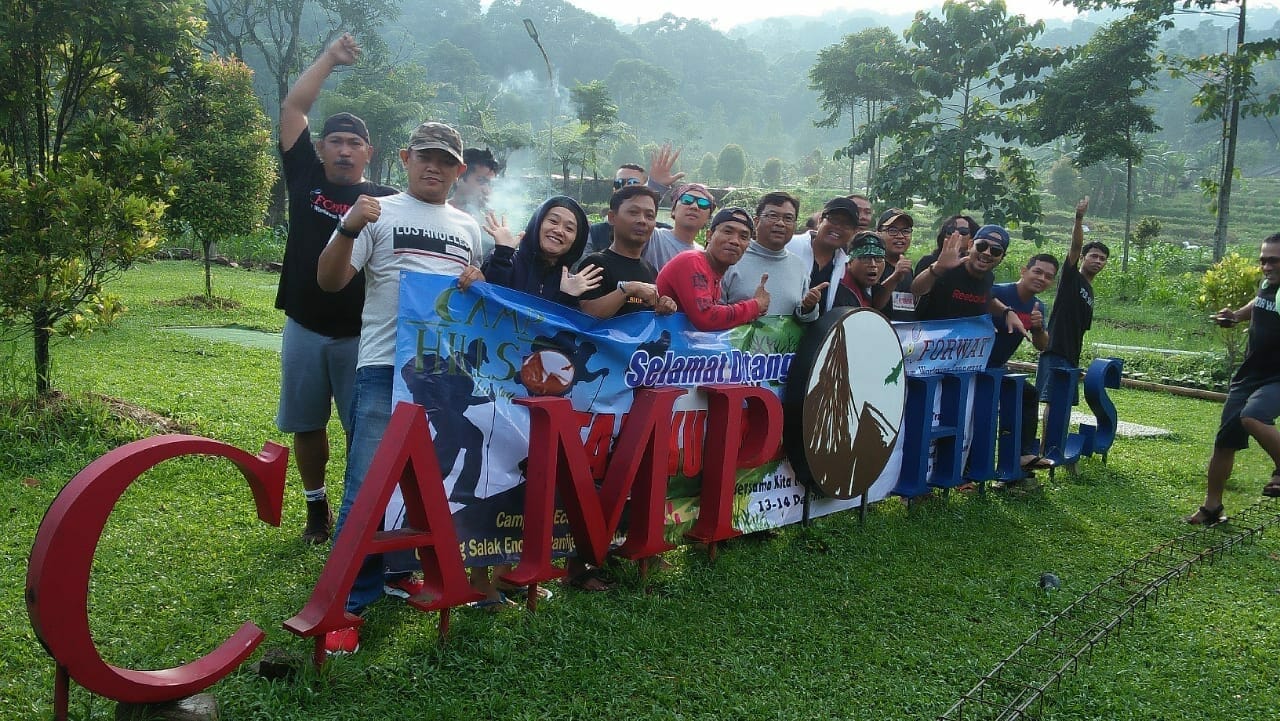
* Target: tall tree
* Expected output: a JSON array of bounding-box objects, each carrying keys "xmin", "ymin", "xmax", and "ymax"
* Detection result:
[
  {"xmin": 809, "ymin": 27, "xmax": 914, "ymax": 193},
  {"xmin": 1063, "ymin": 0, "xmax": 1280, "ymax": 260},
  {"xmin": 1027, "ymin": 13, "xmax": 1166, "ymax": 272},
  {"xmin": 845, "ymin": 0, "xmax": 1068, "ymax": 235},
  {"xmin": 0, "ymin": 0, "xmax": 197, "ymax": 395},
  {"xmin": 570, "ymin": 79, "xmax": 621, "ymax": 180},
  {"xmin": 202, "ymin": 0, "xmax": 399, "ymax": 108},
  {"xmin": 166, "ymin": 55, "xmax": 278, "ymax": 299}
]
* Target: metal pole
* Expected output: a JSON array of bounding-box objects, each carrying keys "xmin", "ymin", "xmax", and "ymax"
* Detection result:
[{"xmin": 523, "ymin": 19, "xmax": 554, "ymax": 190}]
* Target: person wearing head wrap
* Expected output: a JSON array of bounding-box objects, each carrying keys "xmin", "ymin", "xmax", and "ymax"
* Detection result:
[{"xmin": 478, "ymin": 196, "xmax": 601, "ymax": 305}]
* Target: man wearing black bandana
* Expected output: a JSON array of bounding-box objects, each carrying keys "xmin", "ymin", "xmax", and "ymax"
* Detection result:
[{"xmin": 276, "ymin": 33, "xmax": 396, "ymax": 544}]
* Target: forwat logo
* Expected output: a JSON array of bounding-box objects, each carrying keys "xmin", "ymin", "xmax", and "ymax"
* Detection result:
[{"xmin": 784, "ymin": 308, "xmax": 906, "ymax": 500}]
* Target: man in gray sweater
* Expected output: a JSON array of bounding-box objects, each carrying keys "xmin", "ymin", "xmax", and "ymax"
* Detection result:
[{"xmin": 722, "ymin": 191, "xmax": 826, "ymax": 321}]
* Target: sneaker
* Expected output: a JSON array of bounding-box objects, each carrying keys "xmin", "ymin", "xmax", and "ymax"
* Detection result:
[
  {"xmin": 383, "ymin": 575, "xmax": 425, "ymax": 599},
  {"xmin": 324, "ymin": 627, "xmax": 359, "ymax": 655}
]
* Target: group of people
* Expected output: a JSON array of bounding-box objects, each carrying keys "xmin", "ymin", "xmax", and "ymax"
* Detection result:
[{"xmin": 273, "ymin": 34, "xmax": 1280, "ymax": 655}]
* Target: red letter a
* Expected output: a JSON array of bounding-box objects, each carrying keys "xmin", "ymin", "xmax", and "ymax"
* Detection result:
[
  {"xmin": 501, "ymin": 388, "xmax": 685, "ymax": 588},
  {"xmin": 284, "ymin": 402, "xmax": 480, "ymax": 638},
  {"xmin": 686, "ymin": 384, "xmax": 783, "ymax": 545}
]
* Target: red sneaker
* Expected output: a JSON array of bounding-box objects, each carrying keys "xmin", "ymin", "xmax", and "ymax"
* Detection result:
[
  {"xmin": 324, "ymin": 627, "xmax": 359, "ymax": 655},
  {"xmin": 383, "ymin": 575, "xmax": 425, "ymax": 599}
]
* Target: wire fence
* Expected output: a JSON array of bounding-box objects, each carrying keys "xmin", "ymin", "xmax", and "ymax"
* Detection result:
[{"xmin": 937, "ymin": 498, "xmax": 1280, "ymax": 721}]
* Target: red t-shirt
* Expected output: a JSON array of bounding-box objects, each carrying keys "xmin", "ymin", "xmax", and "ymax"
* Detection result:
[{"xmin": 656, "ymin": 250, "xmax": 761, "ymax": 331}]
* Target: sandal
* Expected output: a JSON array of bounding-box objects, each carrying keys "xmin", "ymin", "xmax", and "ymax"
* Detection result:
[
  {"xmin": 496, "ymin": 584, "xmax": 554, "ymax": 602},
  {"xmin": 1262, "ymin": 471, "xmax": 1280, "ymax": 497},
  {"xmin": 1185, "ymin": 504, "xmax": 1226, "ymax": 525},
  {"xmin": 566, "ymin": 567, "xmax": 615, "ymax": 592},
  {"xmin": 466, "ymin": 592, "xmax": 516, "ymax": 612},
  {"xmin": 1021, "ymin": 454, "xmax": 1055, "ymax": 470}
]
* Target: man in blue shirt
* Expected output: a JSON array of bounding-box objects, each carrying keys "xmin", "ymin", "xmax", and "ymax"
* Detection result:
[{"xmin": 988, "ymin": 254, "xmax": 1059, "ymax": 470}]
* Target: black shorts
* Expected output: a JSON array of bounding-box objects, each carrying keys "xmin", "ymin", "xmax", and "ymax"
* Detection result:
[{"xmin": 1215, "ymin": 380, "xmax": 1280, "ymax": 450}]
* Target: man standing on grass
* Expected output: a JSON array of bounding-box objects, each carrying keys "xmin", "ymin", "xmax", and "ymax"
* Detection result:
[
  {"xmin": 987, "ymin": 254, "xmax": 1058, "ymax": 471},
  {"xmin": 877, "ymin": 208, "xmax": 918, "ymax": 321},
  {"xmin": 449, "ymin": 148, "xmax": 499, "ymax": 258},
  {"xmin": 276, "ymin": 33, "xmax": 396, "ymax": 545},
  {"xmin": 578, "ymin": 184, "xmax": 677, "ymax": 320},
  {"xmin": 1037, "ymin": 197, "xmax": 1108, "ymax": 452},
  {"xmin": 1187, "ymin": 233, "xmax": 1280, "ymax": 524},
  {"xmin": 316, "ymin": 120, "xmax": 483, "ymax": 654}
]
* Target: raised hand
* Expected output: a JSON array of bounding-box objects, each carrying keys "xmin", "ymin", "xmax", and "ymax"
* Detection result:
[
  {"xmin": 936, "ymin": 233, "xmax": 966, "ymax": 271},
  {"xmin": 325, "ymin": 33, "xmax": 361, "ymax": 67},
  {"xmin": 559, "ymin": 264, "xmax": 603, "ymax": 297},
  {"xmin": 888, "ymin": 255, "xmax": 913, "ymax": 281},
  {"xmin": 801, "ymin": 282, "xmax": 829, "ymax": 313},
  {"xmin": 482, "ymin": 211, "xmax": 521, "ymax": 248},
  {"xmin": 753, "ymin": 273, "xmax": 771, "ymax": 315},
  {"xmin": 1076, "ymin": 196, "xmax": 1090, "ymax": 218},
  {"xmin": 1029, "ymin": 307, "xmax": 1044, "ymax": 331},
  {"xmin": 648, "ymin": 143, "xmax": 685, "ymax": 187}
]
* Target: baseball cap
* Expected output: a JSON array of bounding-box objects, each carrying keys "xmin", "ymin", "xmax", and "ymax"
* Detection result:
[
  {"xmin": 709, "ymin": 207, "xmax": 755, "ymax": 236},
  {"xmin": 877, "ymin": 208, "xmax": 914, "ymax": 229},
  {"xmin": 974, "ymin": 224, "xmax": 1011, "ymax": 250},
  {"xmin": 822, "ymin": 197, "xmax": 860, "ymax": 219},
  {"xmin": 848, "ymin": 231, "xmax": 887, "ymax": 258},
  {"xmin": 321, "ymin": 112, "xmax": 369, "ymax": 143},
  {"xmin": 406, "ymin": 122, "xmax": 464, "ymax": 164}
]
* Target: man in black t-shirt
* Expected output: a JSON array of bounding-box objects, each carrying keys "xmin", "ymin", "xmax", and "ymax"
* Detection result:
[
  {"xmin": 578, "ymin": 184, "xmax": 677, "ymax": 318},
  {"xmin": 913, "ymin": 223, "xmax": 1026, "ymax": 331},
  {"xmin": 1036, "ymin": 198, "xmax": 1108, "ymax": 446},
  {"xmin": 276, "ymin": 33, "xmax": 397, "ymax": 544},
  {"xmin": 1187, "ymin": 234, "xmax": 1280, "ymax": 524}
]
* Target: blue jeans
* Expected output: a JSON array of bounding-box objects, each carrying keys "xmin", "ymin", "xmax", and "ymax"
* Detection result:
[{"xmin": 333, "ymin": 364, "xmax": 396, "ymax": 615}]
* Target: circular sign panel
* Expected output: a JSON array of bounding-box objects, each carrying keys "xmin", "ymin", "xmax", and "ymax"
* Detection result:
[{"xmin": 783, "ymin": 308, "xmax": 906, "ymax": 499}]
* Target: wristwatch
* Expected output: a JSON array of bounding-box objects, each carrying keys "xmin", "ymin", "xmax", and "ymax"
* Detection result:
[
  {"xmin": 336, "ymin": 224, "xmax": 358, "ymax": 239},
  {"xmin": 617, "ymin": 281, "xmax": 628, "ymax": 296}
]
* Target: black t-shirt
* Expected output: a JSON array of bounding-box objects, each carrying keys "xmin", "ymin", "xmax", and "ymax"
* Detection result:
[
  {"xmin": 916, "ymin": 264, "xmax": 994, "ymax": 320},
  {"xmin": 878, "ymin": 260, "xmax": 917, "ymax": 321},
  {"xmin": 1237, "ymin": 281, "xmax": 1280, "ymax": 385},
  {"xmin": 275, "ymin": 127, "xmax": 396, "ymax": 338},
  {"xmin": 1044, "ymin": 260, "xmax": 1094, "ymax": 366},
  {"xmin": 577, "ymin": 248, "xmax": 659, "ymax": 316}
]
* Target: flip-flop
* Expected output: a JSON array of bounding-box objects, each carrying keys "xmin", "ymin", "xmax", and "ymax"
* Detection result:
[
  {"xmin": 1262, "ymin": 472, "xmax": 1280, "ymax": 498},
  {"xmin": 1021, "ymin": 454, "xmax": 1055, "ymax": 470}
]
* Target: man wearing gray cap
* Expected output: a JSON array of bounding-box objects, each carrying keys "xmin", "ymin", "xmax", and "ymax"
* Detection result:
[
  {"xmin": 316, "ymin": 119, "xmax": 483, "ymax": 655},
  {"xmin": 277, "ymin": 33, "xmax": 397, "ymax": 545}
]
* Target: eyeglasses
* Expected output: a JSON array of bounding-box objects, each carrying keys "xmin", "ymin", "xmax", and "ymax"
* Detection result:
[
  {"xmin": 884, "ymin": 227, "xmax": 912, "ymax": 237},
  {"xmin": 944, "ymin": 225, "xmax": 972, "ymax": 236},
  {"xmin": 613, "ymin": 177, "xmax": 643, "ymax": 190},
  {"xmin": 974, "ymin": 239, "xmax": 1005, "ymax": 257},
  {"xmin": 678, "ymin": 193, "xmax": 713, "ymax": 210},
  {"xmin": 759, "ymin": 211, "xmax": 796, "ymax": 224}
]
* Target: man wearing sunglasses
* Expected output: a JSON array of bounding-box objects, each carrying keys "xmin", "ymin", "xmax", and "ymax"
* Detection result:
[
  {"xmin": 1187, "ymin": 233, "xmax": 1280, "ymax": 524},
  {"xmin": 1037, "ymin": 197, "xmax": 1108, "ymax": 451},
  {"xmin": 643, "ymin": 182, "xmax": 717, "ymax": 270},
  {"xmin": 588, "ymin": 145, "xmax": 685, "ymax": 251},
  {"xmin": 912, "ymin": 224, "xmax": 1026, "ymax": 338}
]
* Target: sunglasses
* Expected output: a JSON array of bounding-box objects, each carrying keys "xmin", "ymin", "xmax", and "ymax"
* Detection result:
[
  {"xmin": 974, "ymin": 239, "xmax": 1005, "ymax": 257},
  {"xmin": 678, "ymin": 193, "xmax": 713, "ymax": 210},
  {"xmin": 613, "ymin": 177, "xmax": 643, "ymax": 190},
  {"xmin": 945, "ymin": 225, "xmax": 972, "ymax": 236}
]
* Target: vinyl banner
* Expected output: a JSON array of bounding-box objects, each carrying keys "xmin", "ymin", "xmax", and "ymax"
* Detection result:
[{"xmin": 388, "ymin": 272, "xmax": 988, "ymax": 566}]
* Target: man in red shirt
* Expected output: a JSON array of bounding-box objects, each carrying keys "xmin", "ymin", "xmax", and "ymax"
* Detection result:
[{"xmin": 656, "ymin": 207, "xmax": 770, "ymax": 331}]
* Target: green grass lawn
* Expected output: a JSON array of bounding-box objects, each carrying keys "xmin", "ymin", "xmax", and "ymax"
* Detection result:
[{"xmin": 2, "ymin": 261, "xmax": 1278, "ymax": 720}]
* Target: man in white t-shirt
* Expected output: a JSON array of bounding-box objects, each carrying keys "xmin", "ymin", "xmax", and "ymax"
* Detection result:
[{"xmin": 316, "ymin": 120, "xmax": 483, "ymax": 655}]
